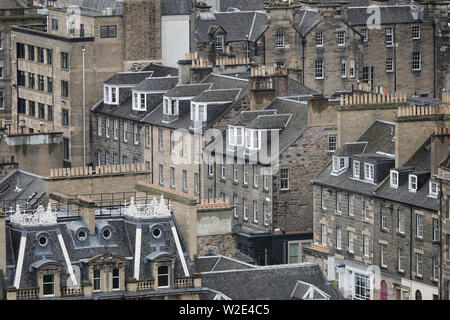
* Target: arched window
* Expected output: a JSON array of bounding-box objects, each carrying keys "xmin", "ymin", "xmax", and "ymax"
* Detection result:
[
  {"xmin": 415, "ymin": 290, "xmax": 422, "ymax": 300},
  {"xmin": 157, "ymin": 265, "xmax": 169, "ymax": 288}
]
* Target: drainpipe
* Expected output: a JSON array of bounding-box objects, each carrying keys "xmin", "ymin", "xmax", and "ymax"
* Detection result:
[
  {"xmin": 410, "ymin": 206, "xmax": 413, "ymax": 283},
  {"xmin": 301, "ymin": 36, "xmax": 306, "ymax": 85},
  {"xmin": 433, "ymin": 21, "xmax": 436, "ymax": 98},
  {"xmin": 81, "ymin": 46, "xmax": 86, "ymax": 166},
  {"xmin": 151, "ymin": 125, "xmax": 154, "ymax": 184},
  {"xmin": 393, "ymin": 26, "xmax": 397, "ymax": 93}
]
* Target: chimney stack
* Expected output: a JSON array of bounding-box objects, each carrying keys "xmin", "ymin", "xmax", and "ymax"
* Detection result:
[
  {"xmin": 76, "ymin": 196, "xmax": 96, "ymax": 235},
  {"xmin": 431, "ymin": 124, "xmax": 450, "ymax": 174}
]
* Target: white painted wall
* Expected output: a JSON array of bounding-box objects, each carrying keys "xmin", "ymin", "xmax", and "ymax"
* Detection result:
[
  {"xmin": 162, "ymin": 15, "xmax": 191, "ymax": 68},
  {"xmin": 401, "ymin": 278, "xmax": 438, "ymax": 300}
]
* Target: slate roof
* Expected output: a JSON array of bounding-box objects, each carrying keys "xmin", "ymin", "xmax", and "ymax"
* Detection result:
[
  {"xmin": 335, "ymin": 142, "xmax": 367, "ymax": 156},
  {"xmin": 347, "ymin": 5, "xmax": 425, "ymax": 26},
  {"xmin": 0, "ymin": 170, "xmax": 46, "ymax": 210},
  {"xmin": 441, "ymin": 152, "xmax": 450, "ymax": 170},
  {"xmin": 191, "ymin": 89, "xmax": 241, "ymax": 103},
  {"xmin": 141, "ymin": 63, "xmax": 179, "ymax": 77},
  {"xmin": 104, "ymin": 72, "xmax": 153, "ymax": 86},
  {"xmin": 197, "ymin": 254, "xmax": 255, "ymax": 273},
  {"xmin": 376, "ymin": 138, "xmax": 437, "ymax": 211},
  {"xmin": 66, "ymin": 0, "xmax": 124, "ymax": 16},
  {"xmin": 165, "ymin": 84, "xmax": 213, "ymax": 98},
  {"xmin": 195, "ymin": 11, "xmax": 267, "ymax": 43},
  {"xmin": 246, "ymin": 114, "xmax": 291, "ymax": 129},
  {"xmin": 200, "ymin": 258, "xmax": 340, "ymax": 300},
  {"xmin": 133, "ymin": 76, "xmax": 179, "ymax": 92},
  {"xmin": 219, "ymin": 0, "xmax": 265, "ymax": 12},
  {"xmin": 161, "ymin": 0, "xmax": 192, "ymax": 15},
  {"xmin": 292, "ymin": 9, "xmax": 321, "ymax": 36},
  {"xmin": 287, "ymin": 78, "xmax": 320, "ymax": 96},
  {"xmin": 0, "ymin": 0, "xmax": 26, "ymax": 9},
  {"xmin": 4, "ymin": 208, "xmax": 195, "ymax": 291}
]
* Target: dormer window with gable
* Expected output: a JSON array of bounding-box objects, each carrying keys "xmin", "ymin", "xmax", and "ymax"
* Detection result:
[
  {"xmin": 409, "ymin": 174, "xmax": 418, "ymax": 192},
  {"xmin": 429, "ymin": 181, "xmax": 438, "ymax": 198},
  {"xmin": 332, "ymin": 156, "xmax": 348, "ymax": 175},
  {"xmin": 132, "ymin": 92, "xmax": 146, "ymax": 111},
  {"xmin": 215, "ymin": 35, "xmax": 224, "ymax": 50},
  {"xmin": 104, "ymin": 86, "xmax": 118, "ymax": 105},
  {"xmin": 390, "ymin": 170, "xmax": 399, "ymax": 188},
  {"xmin": 228, "ymin": 125, "xmax": 244, "ymax": 147}
]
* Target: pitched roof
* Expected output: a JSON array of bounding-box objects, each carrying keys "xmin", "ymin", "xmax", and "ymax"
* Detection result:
[
  {"xmin": 66, "ymin": 0, "xmax": 124, "ymax": 16},
  {"xmin": 104, "ymin": 72, "xmax": 153, "ymax": 86},
  {"xmin": 219, "ymin": 0, "xmax": 265, "ymax": 12},
  {"xmin": 292, "ymin": 9, "xmax": 321, "ymax": 36},
  {"xmin": 133, "ymin": 76, "xmax": 179, "ymax": 92},
  {"xmin": 192, "ymin": 89, "xmax": 241, "ymax": 103},
  {"xmin": 347, "ymin": 5, "xmax": 424, "ymax": 26},
  {"xmin": 141, "ymin": 63, "xmax": 179, "ymax": 77},
  {"xmin": 195, "ymin": 11, "xmax": 267, "ymax": 43},
  {"xmin": 165, "ymin": 84, "xmax": 213, "ymax": 98},
  {"xmin": 0, "ymin": 170, "xmax": 45, "ymax": 210}
]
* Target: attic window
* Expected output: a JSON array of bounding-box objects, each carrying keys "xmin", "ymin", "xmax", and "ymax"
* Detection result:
[
  {"xmin": 102, "ymin": 228, "xmax": 112, "ymax": 240},
  {"xmin": 133, "ymin": 92, "xmax": 146, "ymax": 111},
  {"xmin": 245, "ymin": 129, "xmax": 260, "ymax": 150},
  {"xmin": 228, "ymin": 125, "xmax": 243, "ymax": 147},
  {"xmin": 408, "ymin": 174, "xmax": 417, "ymax": 192},
  {"xmin": 390, "ymin": 170, "xmax": 398, "ymax": 188},
  {"xmin": 429, "ymin": 181, "xmax": 438, "ymax": 198},
  {"xmin": 332, "ymin": 156, "xmax": 348, "ymax": 174},
  {"xmin": 77, "ymin": 230, "xmax": 87, "ymax": 241},
  {"xmin": 152, "ymin": 227, "xmax": 162, "ymax": 239},
  {"xmin": 215, "ymin": 35, "xmax": 224, "ymax": 49},
  {"xmin": 364, "ymin": 163, "xmax": 374, "ymax": 182},
  {"xmin": 163, "ymin": 97, "xmax": 178, "ymax": 116},
  {"xmin": 104, "ymin": 86, "xmax": 118, "ymax": 105}
]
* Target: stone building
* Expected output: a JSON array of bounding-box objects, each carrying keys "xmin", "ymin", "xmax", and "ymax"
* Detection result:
[
  {"xmin": 10, "ymin": 0, "xmax": 165, "ymax": 167},
  {"xmin": 0, "ymin": 0, "xmax": 45, "ymax": 128},
  {"xmin": 311, "ymin": 101, "xmax": 450, "ymax": 300}
]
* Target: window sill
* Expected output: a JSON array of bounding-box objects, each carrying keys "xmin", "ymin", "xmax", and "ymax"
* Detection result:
[
  {"xmin": 380, "ymin": 265, "xmax": 388, "ymax": 271},
  {"xmin": 414, "ymin": 275, "xmax": 423, "ymax": 281},
  {"xmin": 397, "ymin": 270, "xmax": 405, "ymax": 275},
  {"xmin": 242, "ymin": 184, "xmax": 249, "ymax": 188},
  {"xmin": 396, "ymin": 232, "xmax": 406, "ymax": 238},
  {"xmin": 280, "ymin": 188, "xmax": 290, "ymax": 192},
  {"xmin": 381, "ymin": 228, "xmax": 389, "ymax": 233},
  {"xmin": 335, "ymin": 211, "xmax": 342, "ymax": 215},
  {"xmin": 232, "ymin": 181, "xmax": 239, "ymax": 185},
  {"xmin": 415, "ymin": 237, "xmax": 424, "ymax": 242}
]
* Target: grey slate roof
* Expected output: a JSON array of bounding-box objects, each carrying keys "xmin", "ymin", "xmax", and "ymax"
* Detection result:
[
  {"xmin": 66, "ymin": 0, "xmax": 124, "ymax": 16},
  {"xmin": 194, "ymin": 11, "xmax": 267, "ymax": 43},
  {"xmin": 191, "ymin": 89, "xmax": 241, "ymax": 103},
  {"xmin": 246, "ymin": 114, "xmax": 291, "ymax": 129},
  {"xmin": 133, "ymin": 76, "xmax": 179, "ymax": 92},
  {"xmin": 219, "ymin": 0, "xmax": 265, "ymax": 12},
  {"xmin": 200, "ymin": 257, "xmax": 339, "ymax": 300},
  {"xmin": 161, "ymin": 0, "xmax": 192, "ymax": 15},
  {"xmin": 0, "ymin": 170, "xmax": 46, "ymax": 210},
  {"xmin": 104, "ymin": 72, "xmax": 153, "ymax": 86},
  {"xmin": 165, "ymin": 84, "xmax": 213, "ymax": 98},
  {"xmin": 347, "ymin": 5, "xmax": 425, "ymax": 26},
  {"xmin": 287, "ymin": 78, "xmax": 320, "ymax": 96},
  {"xmin": 141, "ymin": 63, "xmax": 179, "ymax": 77},
  {"xmin": 293, "ymin": 9, "xmax": 321, "ymax": 36}
]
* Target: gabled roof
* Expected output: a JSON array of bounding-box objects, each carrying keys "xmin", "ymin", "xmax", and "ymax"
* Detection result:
[
  {"xmin": 293, "ymin": 9, "xmax": 321, "ymax": 36},
  {"xmin": 195, "ymin": 11, "xmax": 267, "ymax": 43}
]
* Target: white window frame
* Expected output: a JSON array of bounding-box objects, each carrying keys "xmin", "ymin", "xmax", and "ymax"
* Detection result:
[
  {"xmin": 328, "ymin": 134, "xmax": 337, "ymax": 152},
  {"xmin": 412, "ymin": 25, "xmax": 420, "ymax": 39},
  {"xmin": 409, "ymin": 174, "xmax": 417, "ymax": 192},
  {"xmin": 386, "ymin": 57, "xmax": 394, "ymax": 73},
  {"xmin": 433, "ymin": 257, "xmax": 439, "ymax": 280},
  {"xmin": 390, "ymin": 170, "xmax": 398, "ymax": 188},
  {"xmin": 381, "ymin": 209, "xmax": 388, "ymax": 230},
  {"xmin": 159, "ymin": 164, "xmax": 164, "ymax": 185},
  {"xmin": 263, "ymin": 202, "xmax": 270, "ymax": 226},
  {"xmin": 349, "ymin": 59, "xmax": 356, "ymax": 78},
  {"xmin": 315, "ymin": 32, "xmax": 323, "ymax": 47},
  {"xmin": 341, "ymin": 58, "xmax": 346, "ymax": 78},
  {"xmin": 416, "ymin": 214, "xmax": 423, "ymax": 238},
  {"xmin": 42, "ymin": 273, "xmax": 55, "ymax": 297},
  {"xmin": 398, "ymin": 247, "xmax": 404, "ymax": 272},
  {"xmin": 145, "ymin": 126, "xmax": 150, "ymax": 147},
  {"xmin": 233, "ymin": 163, "xmax": 238, "ymax": 182},
  {"xmin": 93, "ymin": 269, "xmax": 101, "ymax": 292},
  {"xmin": 315, "ymin": 59, "xmax": 324, "ymax": 79},
  {"xmin": 276, "ymin": 33, "xmax": 285, "ymax": 48},
  {"xmin": 194, "ymin": 172, "xmax": 199, "ymax": 194},
  {"xmin": 363, "ymin": 199, "xmax": 369, "ymax": 220},
  {"xmin": 215, "ymin": 35, "xmax": 224, "ymax": 49},
  {"xmin": 170, "ymin": 167, "xmax": 175, "ymax": 187},
  {"xmin": 416, "ymin": 253, "xmax": 423, "ymax": 277},
  {"xmin": 348, "ymin": 231, "xmax": 354, "ymax": 253},
  {"xmin": 381, "ymin": 244, "xmax": 387, "ymax": 267},
  {"xmin": 433, "ymin": 218, "xmax": 439, "ymax": 242},
  {"xmin": 243, "ymin": 198, "xmax": 248, "ymax": 221},
  {"xmin": 336, "ymin": 192, "xmax": 342, "ymax": 213},
  {"xmin": 280, "ymin": 168, "xmax": 289, "ymax": 190},
  {"xmin": 123, "ymin": 120, "xmax": 128, "ymax": 142},
  {"xmin": 253, "ymin": 200, "xmax": 258, "ymax": 223},
  {"xmin": 263, "ymin": 174, "xmax": 269, "ymax": 190},
  {"xmin": 134, "ymin": 123, "xmax": 139, "ymax": 145},
  {"xmin": 243, "ymin": 164, "xmax": 248, "ymax": 185},
  {"xmin": 253, "ymin": 165, "xmax": 259, "ymax": 187},
  {"xmin": 363, "ymin": 235, "xmax": 369, "ymax": 257},
  {"xmin": 321, "ymin": 187, "xmax": 327, "ymax": 210},
  {"xmin": 221, "ymin": 164, "xmax": 226, "ymax": 180},
  {"xmin": 321, "ymin": 224, "xmax": 327, "ymax": 246},
  {"xmin": 364, "ymin": 163, "xmax": 374, "ymax": 182},
  {"xmin": 97, "ymin": 116, "xmax": 102, "ymax": 136},
  {"xmin": 233, "ymin": 195, "xmax": 238, "ymax": 217},
  {"xmin": 398, "ymin": 209, "xmax": 405, "ymax": 234},
  {"xmin": 336, "ymin": 31, "xmax": 346, "ymax": 46},
  {"xmin": 336, "ymin": 228, "xmax": 342, "ymax": 250},
  {"xmin": 429, "ymin": 181, "xmax": 438, "ymax": 198},
  {"xmin": 353, "ymin": 160, "xmax": 360, "ymax": 179},
  {"xmin": 158, "ymin": 128, "xmax": 163, "ymax": 150},
  {"xmin": 412, "ymin": 52, "xmax": 421, "ymax": 71},
  {"xmin": 183, "ymin": 170, "xmax": 188, "ymax": 191},
  {"xmin": 157, "ymin": 265, "xmax": 170, "ymax": 289},
  {"xmin": 105, "ymin": 118, "xmax": 110, "ymax": 138},
  {"xmin": 349, "ymin": 194, "xmax": 354, "ymax": 216},
  {"xmin": 113, "ymin": 119, "xmax": 118, "ymax": 140},
  {"xmin": 385, "ymin": 27, "xmax": 393, "ymax": 47}
]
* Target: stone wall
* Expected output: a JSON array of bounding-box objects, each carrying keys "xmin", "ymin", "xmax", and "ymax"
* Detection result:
[{"xmin": 197, "ymin": 233, "xmax": 236, "ymax": 257}]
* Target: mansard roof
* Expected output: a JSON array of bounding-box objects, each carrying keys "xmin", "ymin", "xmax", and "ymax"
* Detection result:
[{"xmin": 0, "ymin": 170, "xmax": 46, "ymax": 210}]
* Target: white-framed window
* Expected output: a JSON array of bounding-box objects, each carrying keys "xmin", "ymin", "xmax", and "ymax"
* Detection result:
[
  {"xmin": 112, "ymin": 268, "xmax": 120, "ymax": 291},
  {"xmin": 316, "ymin": 32, "xmax": 323, "ymax": 46},
  {"xmin": 361, "ymin": 28, "xmax": 368, "ymax": 42},
  {"xmin": 386, "ymin": 58, "xmax": 394, "ymax": 72},
  {"xmin": 145, "ymin": 126, "xmax": 151, "ymax": 147},
  {"xmin": 412, "ymin": 52, "xmax": 421, "ymax": 71},
  {"xmin": 159, "ymin": 164, "xmax": 164, "ymax": 185},
  {"xmin": 157, "ymin": 265, "xmax": 170, "ymax": 288},
  {"xmin": 163, "ymin": 97, "xmax": 178, "ymax": 116},
  {"xmin": 114, "ymin": 119, "xmax": 118, "ymax": 140},
  {"xmin": 158, "ymin": 128, "xmax": 163, "ymax": 150},
  {"xmin": 352, "ymin": 160, "xmax": 360, "ymax": 179},
  {"xmin": 348, "ymin": 231, "xmax": 354, "ymax": 253},
  {"xmin": 381, "ymin": 243, "xmax": 387, "ymax": 267},
  {"xmin": 93, "ymin": 269, "xmax": 101, "ymax": 292},
  {"xmin": 111, "ymin": 87, "xmax": 117, "ymax": 104},
  {"xmin": 381, "ymin": 208, "xmax": 388, "ymax": 230},
  {"xmin": 170, "ymin": 167, "xmax": 175, "ymax": 187},
  {"xmin": 253, "ymin": 165, "xmax": 259, "ymax": 187},
  {"xmin": 349, "ymin": 194, "xmax": 354, "ymax": 216},
  {"xmin": 429, "ymin": 181, "xmax": 438, "ymax": 198},
  {"xmin": 123, "ymin": 120, "xmax": 128, "ymax": 142},
  {"xmin": 398, "ymin": 208, "xmax": 405, "ymax": 234},
  {"xmin": 97, "ymin": 116, "xmax": 102, "ymax": 136},
  {"xmin": 363, "ymin": 235, "xmax": 369, "ymax": 257},
  {"xmin": 183, "ymin": 170, "xmax": 188, "ymax": 191},
  {"xmin": 263, "ymin": 202, "xmax": 270, "ymax": 226},
  {"xmin": 253, "ymin": 200, "xmax": 258, "ymax": 223},
  {"xmin": 412, "ymin": 26, "xmax": 420, "ymax": 39},
  {"xmin": 363, "ymin": 199, "xmax": 369, "ymax": 220},
  {"xmin": 104, "ymin": 86, "xmax": 118, "ymax": 105},
  {"xmin": 321, "ymin": 224, "xmax": 327, "ymax": 246},
  {"xmin": 43, "ymin": 274, "xmax": 55, "ymax": 297},
  {"xmin": 276, "ymin": 33, "xmax": 285, "ymax": 48},
  {"xmin": 263, "ymin": 174, "xmax": 269, "ymax": 190},
  {"xmin": 349, "ymin": 59, "xmax": 356, "ymax": 78},
  {"xmin": 336, "ymin": 192, "xmax": 342, "ymax": 213},
  {"xmin": 398, "ymin": 247, "xmax": 404, "ymax": 272},
  {"xmin": 194, "ymin": 172, "xmax": 199, "ymax": 194},
  {"xmin": 215, "ymin": 35, "xmax": 224, "ymax": 49},
  {"xmin": 385, "ymin": 27, "xmax": 393, "ymax": 47},
  {"xmin": 416, "ymin": 214, "xmax": 423, "ymax": 238},
  {"xmin": 170, "ymin": 131, "xmax": 174, "ymax": 154},
  {"xmin": 191, "ymin": 103, "xmax": 207, "ymax": 123},
  {"xmin": 336, "ymin": 31, "xmax": 346, "ymax": 46},
  {"xmin": 233, "ymin": 194, "xmax": 238, "ymax": 217},
  {"xmin": 354, "ymin": 273, "xmax": 370, "ymax": 300},
  {"xmin": 328, "ymin": 134, "xmax": 337, "ymax": 152},
  {"xmin": 243, "ymin": 198, "xmax": 248, "ymax": 221},
  {"xmin": 341, "ymin": 58, "xmax": 346, "ymax": 78},
  {"xmin": 181, "ymin": 133, "xmax": 187, "ymax": 157},
  {"xmin": 333, "ymin": 156, "xmax": 348, "ymax": 174},
  {"xmin": 245, "ymin": 129, "xmax": 260, "ymax": 150},
  {"xmin": 433, "ymin": 257, "xmax": 439, "ymax": 280},
  {"xmin": 228, "ymin": 126, "xmax": 244, "ymax": 147},
  {"xmin": 233, "ymin": 163, "xmax": 238, "ymax": 182},
  {"xmin": 280, "ymin": 168, "xmax": 289, "ymax": 190},
  {"xmin": 336, "ymin": 228, "xmax": 342, "ymax": 250},
  {"xmin": 243, "ymin": 164, "xmax": 249, "ymax": 185},
  {"xmin": 315, "ymin": 59, "xmax": 324, "ymax": 79},
  {"xmin": 390, "ymin": 170, "xmax": 398, "ymax": 188},
  {"xmin": 364, "ymin": 163, "xmax": 374, "ymax": 182},
  {"xmin": 105, "ymin": 118, "xmax": 110, "ymax": 138},
  {"xmin": 433, "ymin": 218, "xmax": 439, "ymax": 241},
  {"xmin": 416, "ymin": 253, "xmax": 423, "ymax": 277},
  {"xmin": 321, "ymin": 187, "xmax": 327, "ymax": 210},
  {"xmin": 409, "ymin": 174, "xmax": 417, "ymax": 192},
  {"xmin": 221, "ymin": 164, "xmax": 226, "ymax": 179}
]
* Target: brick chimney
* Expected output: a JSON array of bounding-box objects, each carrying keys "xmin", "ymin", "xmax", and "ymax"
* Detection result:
[
  {"xmin": 249, "ymin": 67, "xmax": 275, "ymax": 110},
  {"xmin": 431, "ymin": 124, "xmax": 450, "ymax": 174},
  {"xmin": 189, "ymin": 57, "xmax": 213, "ymax": 84},
  {"xmin": 76, "ymin": 196, "xmax": 96, "ymax": 235}
]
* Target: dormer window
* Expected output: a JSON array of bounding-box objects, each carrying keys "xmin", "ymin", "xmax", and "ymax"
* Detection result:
[
  {"xmin": 191, "ymin": 103, "xmax": 207, "ymax": 125},
  {"xmin": 364, "ymin": 163, "xmax": 374, "ymax": 182},
  {"xmin": 408, "ymin": 174, "xmax": 417, "ymax": 192},
  {"xmin": 215, "ymin": 35, "xmax": 224, "ymax": 49},
  {"xmin": 104, "ymin": 86, "xmax": 118, "ymax": 105},
  {"xmin": 390, "ymin": 170, "xmax": 399, "ymax": 188},
  {"xmin": 228, "ymin": 125, "xmax": 244, "ymax": 147},
  {"xmin": 245, "ymin": 129, "xmax": 260, "ymax": 150},
  {"xmin": 429, "ymin": 181, "xmax": 438, "ymax": 198},
  {"xmin": 332, "ymin": 156, "xmax": 348, "ymax": 174},
  {"xmin": 132, "ymin": 92, "xmax": 146, "ymax": 111},
  {"xmin": 163, "ymin": 97, "xmax": 178, "ymax": 116},
  {"xmin": 352, "ymin": 160, "xmax": 360, "ymax": 179}
]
